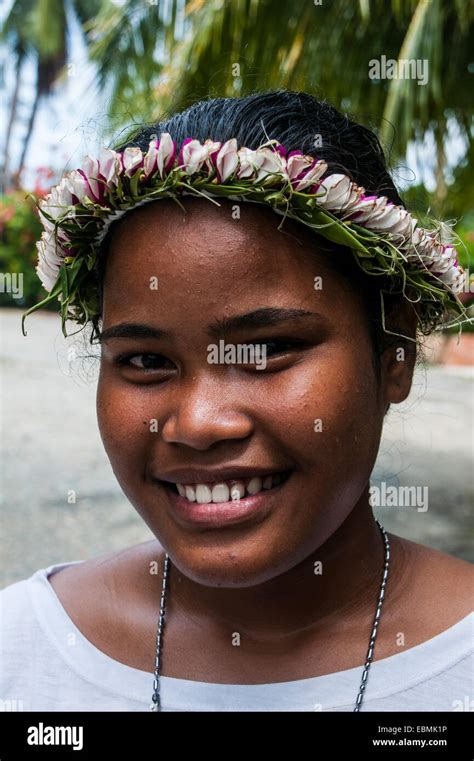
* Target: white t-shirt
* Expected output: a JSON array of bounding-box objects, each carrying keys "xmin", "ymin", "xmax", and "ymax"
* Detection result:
[{"xmin": 1, "ymin": 560, "xmax": 473, "ymax": 712}]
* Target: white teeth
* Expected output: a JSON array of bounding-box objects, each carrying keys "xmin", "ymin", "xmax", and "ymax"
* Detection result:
[
  {"xmin": 230, "ymin": 482, "xmax": 245, "ymax": 501},
  {"xmin": 246, "ymin": 477, "xmax": 262, "ymax": 495},
  {"xmin": 175, "ymin": 472, "xmax": 287, "ymax": 504},
  {"xmin": 211, "ymin": 483, "xmax": 230, "ymax": 503},
  {"xmin": 196, "ymin": 484, "xmax": 213, "ymax": 503}
]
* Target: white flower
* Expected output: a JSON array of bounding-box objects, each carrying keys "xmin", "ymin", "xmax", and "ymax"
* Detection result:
[
  {"xmin": 81, "ymin": 156, "xmax": 102, "ymax": 199},
  {"xmin": 156, "ymin": 133, "xmax": 176, "ymax": 177},
  {"xmin": 406, "ymin": 229, "xmax": 464, "ymax": 291},
  {"xmin": 237, "ymin": 146, "xmax": 285, "ymax": 182},
  {"xmin": 318, "ymin": 174, "xmax": 364, "ymax": 212},
  {"xmin": 429, "ymin": 244, "xmax": 458, "ymax": 274},
  {"xmin": 98, "ymin": 148, "xmax": 121, "ymax": 186},
  {"xmin": 285, "ymin": 152, "xmax": 312, "ymax": 181},
  {"xmin": 64, "ymin": 170, "xmax": 91, "ymax": 203},
  {"xmin": 48, "ymin": 182, "xmax": 71, "ymax": 214},
  {"xmin": 292, "ymin": 159, "xmax": 327, "ymax": 191},
  {"xmin": 203, "ymin": 138, "xmax": 222, "ymax": 172},
  {"xmin": 36, "ymin": 232, "xmax": 64, "ymax": 291},
  {"xmin": 284, "ymin": 152, "xmax": 327, "ymax": 191},
  {"xmin": 352, "ymin": 198, "xmax": 415, "ymax": 240},
  {"xmin": 438, "ymin": 264, "xmax": 466, "ymax": 293},
  {"xmin": 144, "ymin": 139, "xmax": 158, "ymax": 178},
  {"xmin": 56, "ymin": 177, "xmax": 74, "ymax": 206},
  {"xmin": 215, "ymin": 138, "xmax": 239, "ymax": 181},
  {"xmin": 180, "ymin": 139, "xmax": 203, "ymax": 173},
  {"xmin": 122, "ymin": 147, "xmax": 143, "ymax": 177},
  {"xmin": 368, "ymin": 205, "xmax": 413, "ymax": 238},
  {"xmin": 38, "ymin": 179, "xmax": 76, "ymax": 230},
  {"xmin": 36, "ymin": 259, "xmax": 58, "ymax": 292},
  {"xmin": 407, "ymin": 228, "xmax": 457, "ymax": 273},
  {"xmin": 349, "ymin": 195, "xmax": 388, "ymax": 223},
  {"xmin": 181, "ymin": 138, "xmax": 221, "ymax": 175},
  {"xmin": 406, "ymin": 227, "xmax": 435, "ymax": 263},
  {"xmin": 236, "ymin": 147, "xmax": 259, "ymax": 178}
]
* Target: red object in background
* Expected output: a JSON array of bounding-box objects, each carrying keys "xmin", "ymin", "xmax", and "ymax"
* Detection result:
[{"xmin": 32, "ymin": 166, "xmax": 55, "ymax": 197}]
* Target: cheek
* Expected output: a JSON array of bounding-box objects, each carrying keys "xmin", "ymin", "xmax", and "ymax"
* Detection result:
[
  {"xmin": 269, "ymin": 342, "xmax": 382, "ymax": 476},
  {"xmin": 96, "ymin": 368, "xmax": 152, "ymax": 478}
]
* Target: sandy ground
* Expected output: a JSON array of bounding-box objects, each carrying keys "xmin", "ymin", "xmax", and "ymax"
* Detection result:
[{"xmin": 1, "ymin": 307, "xmax": 472, "ymax": 587}]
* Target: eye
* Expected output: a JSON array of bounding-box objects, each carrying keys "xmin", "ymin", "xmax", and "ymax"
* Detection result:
[
  {"xmin": 233, "ymin": 338, "xmax": 310, "ymax": 371},
  {"xmin": 115, "ymin": 353, "xmax": 176, "ymax": 371},
  {"xmin": 260, "ymin": 339, "xmax": 307, "ymax": 357}
]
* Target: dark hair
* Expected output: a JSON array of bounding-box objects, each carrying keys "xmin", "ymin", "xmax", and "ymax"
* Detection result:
[{"xmin": 92, "ymin": 89, "xmax": 416, "ymax": 376}]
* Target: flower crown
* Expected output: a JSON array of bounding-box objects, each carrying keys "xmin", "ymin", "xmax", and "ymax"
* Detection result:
[{"xmin": 21, "ymin": 132, "xmax": 468, "ymax": 338}]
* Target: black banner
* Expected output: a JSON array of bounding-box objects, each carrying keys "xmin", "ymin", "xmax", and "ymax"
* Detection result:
[{"xmin": 0, "ymin": 711, "xmax": 471, "ymax": 758}]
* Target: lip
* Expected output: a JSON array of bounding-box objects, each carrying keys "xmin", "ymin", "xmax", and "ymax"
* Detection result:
[{"xmin": 158, "ymin": 471, "xmax": 292, "ymax": 529}]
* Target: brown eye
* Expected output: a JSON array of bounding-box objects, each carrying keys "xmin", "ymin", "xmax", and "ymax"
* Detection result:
[
  {"xmin": 116, "ymin": 353, "xmax": 175, "ymax": 371},
  {"xmin": 262, "ymin": 339, "xmax": 306, "ymax": 357}
]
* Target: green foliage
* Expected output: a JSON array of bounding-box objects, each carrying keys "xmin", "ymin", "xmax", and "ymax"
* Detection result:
[
  {"xmin": 87, "ymin": 0, "xmax": 474, "ymax": 166},
  {"xmin": 0, "ymin": 191, "xmax": 56, "ymax": 311}
]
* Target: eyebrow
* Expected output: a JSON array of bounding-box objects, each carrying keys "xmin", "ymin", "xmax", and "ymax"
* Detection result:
[
  {"xmin": 208, "ymin": 308, "xmax": 321, "ymax": 336},
  {"xmin": 99, "ymin": 308, "xmax": 322, "ymax": 344}
]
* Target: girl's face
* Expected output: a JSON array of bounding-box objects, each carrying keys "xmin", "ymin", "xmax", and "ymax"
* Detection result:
[{"xmin": 96, "ymin": 198, "xmax": 411, "ymax": 587}]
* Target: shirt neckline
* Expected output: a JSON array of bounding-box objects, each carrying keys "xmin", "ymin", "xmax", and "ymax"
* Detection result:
[{"xmin": 28, "ymin": 560, "xmax": 473, "ymax": 709}]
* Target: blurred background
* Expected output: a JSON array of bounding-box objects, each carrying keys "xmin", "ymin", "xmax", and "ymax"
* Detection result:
[{"xmin": 1, "ymin": 0, "xmax": 473, "ymax": 585}]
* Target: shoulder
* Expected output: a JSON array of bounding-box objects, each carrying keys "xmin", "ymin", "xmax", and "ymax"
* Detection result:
[
  {"xmin": 0, "ymin": 562, "xmax": 84, "ymax": 637},
  {"xmin": 387, "ymin": 534, "xmax": 473, "ymax": 638},
  {"xmin": 43, "ymin": 541, "xmax": 166, "ymax": 673},
  {"xmin": 47, "ymin": 541, "xmax": 165, "ymax": 623},
  {"xmin": 397, "ymin": 534, "xmax": 473, "ymax": 588}
]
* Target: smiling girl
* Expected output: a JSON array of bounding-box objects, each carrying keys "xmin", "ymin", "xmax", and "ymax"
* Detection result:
[{"xmin": 1, "ymin": 90, "xmax": 473, "ymax": 712}]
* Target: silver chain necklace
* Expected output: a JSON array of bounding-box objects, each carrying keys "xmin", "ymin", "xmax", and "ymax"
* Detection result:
[{"xmin": 150, "ymin": 518, "xmax": 390, "ymax": 712}]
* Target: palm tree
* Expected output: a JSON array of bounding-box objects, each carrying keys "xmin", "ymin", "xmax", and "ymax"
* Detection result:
[
  {"xmin": 4, "ymin": 0, "xmax": 472, "ymax": 212},
  {"xmin": 86, "ymin": 0, "xmax": 473, "ymax": 215},
  {"xmin": 1, "ymin": 0, "xmax": 102, "ymax": 191},
  {"xmin": 2, "ymin": 0, "xmax": 34, "ymax": 190},
  {"xmin": 83, "ymin": 0, "xmax": 184, "ymax": 137}
]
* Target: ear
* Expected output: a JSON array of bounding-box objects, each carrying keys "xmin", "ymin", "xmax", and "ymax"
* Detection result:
[{"xmin": 379, "ymin": 302, "xmax": 418, "ymax": 407}]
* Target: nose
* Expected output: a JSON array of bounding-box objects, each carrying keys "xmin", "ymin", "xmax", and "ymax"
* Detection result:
[{"xmin": 160, "ymin": 371, "xmax": 254, "ymax": 450}]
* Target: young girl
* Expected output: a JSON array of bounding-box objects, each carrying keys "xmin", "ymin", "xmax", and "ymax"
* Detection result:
[{"xmin": 2, "ymin": 90, "xmax": 472, "ymax": 712}]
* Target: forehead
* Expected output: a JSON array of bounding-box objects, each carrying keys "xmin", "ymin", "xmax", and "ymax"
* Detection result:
[
  {"xmin": 101, "ymin": 196, "xmax": 353, "ymax": 325},
  {"xmin": 105, "ymin": 196, "xmax": 330, "ymax": 278}
]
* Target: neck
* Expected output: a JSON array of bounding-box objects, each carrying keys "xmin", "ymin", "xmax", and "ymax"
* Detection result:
[{"xmin": 165, "ymin": 487, "xmax": 394, "ymax": 642}]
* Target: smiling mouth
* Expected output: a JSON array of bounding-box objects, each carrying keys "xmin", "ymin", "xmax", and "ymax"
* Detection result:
[{"xmin": 161, "ymin": 470, "xmax": 292, "ymax": 505}]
